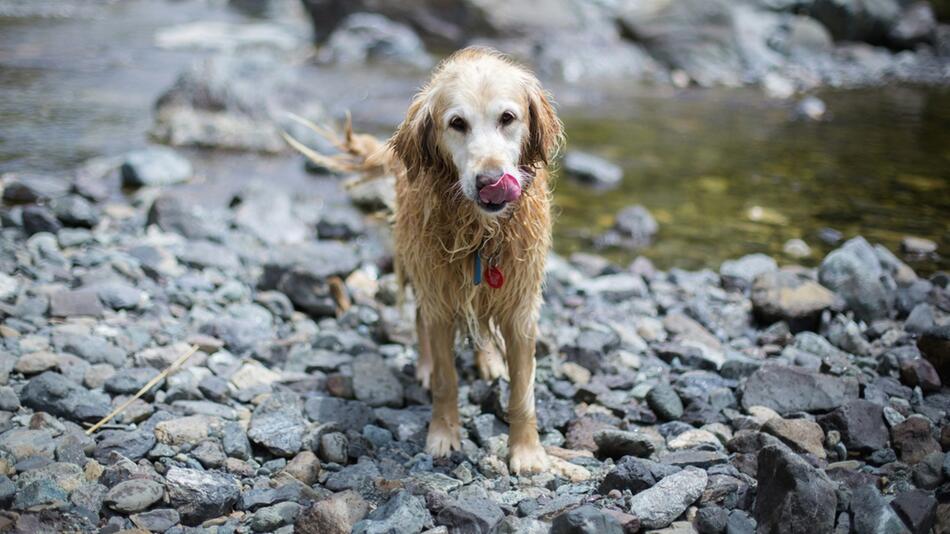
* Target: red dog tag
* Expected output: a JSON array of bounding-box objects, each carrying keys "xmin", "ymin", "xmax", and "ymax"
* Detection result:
[{"xmin": 484, "ymin": 265, "xmax": 504, "ymax": 289}]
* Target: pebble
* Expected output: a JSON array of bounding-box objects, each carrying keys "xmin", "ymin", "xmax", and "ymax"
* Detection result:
[
  {"xmin": 104, "ymin": 479, "xmax": 165, "ymax": 513},
  {"xmin": 627, "ymin": 467, "xmax": 707, "ymax": 529}
]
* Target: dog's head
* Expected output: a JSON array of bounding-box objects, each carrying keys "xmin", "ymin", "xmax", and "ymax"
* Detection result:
[{"xmin": 391, "ymin": 47, "xmax": 563, "ymax": 215}]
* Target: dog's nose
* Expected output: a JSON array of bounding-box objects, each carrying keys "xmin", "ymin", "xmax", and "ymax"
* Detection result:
[{"xmin": 476, "ymin": 170, "xmax": 504, "ymax": 190}]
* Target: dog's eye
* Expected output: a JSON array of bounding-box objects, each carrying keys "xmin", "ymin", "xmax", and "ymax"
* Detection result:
[
  {"xmin": 499, "ymin": 111, "xmax": 515, "ymax": 126},
  {"xmin": 449, "ymin": 116, "xmax": 467, "ymax": 132}
]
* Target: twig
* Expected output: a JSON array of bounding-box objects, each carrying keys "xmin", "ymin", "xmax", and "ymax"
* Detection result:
[{"xmin": 85, "ymin": 345, "xmax": 199, "ymax": 435}]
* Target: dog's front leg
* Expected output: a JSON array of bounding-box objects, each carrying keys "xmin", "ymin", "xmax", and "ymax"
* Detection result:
[
  {"xmin": 501, "ymin": 319, "xmax": 548, "ymax": 475},
  {"xmin": 423, "ymin": 313, "xmax": 461, "ymax": 456}
]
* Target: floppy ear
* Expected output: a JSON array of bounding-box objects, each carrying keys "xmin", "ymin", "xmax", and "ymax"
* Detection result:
[
  {"xmin": 390, "ymin": 94, "xmax": 451, "ymax": 181},
  {"xmin": 521, "ymin": 81, "xmax": 564, "ymax": 169}
]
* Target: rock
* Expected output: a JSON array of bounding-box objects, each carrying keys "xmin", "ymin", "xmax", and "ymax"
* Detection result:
[
  {"xmin": 49, "ymin": 289, "xmax": 103, "ymax": 317},
  {"xmin": 251, "ymin": 501, "xmax": 302, "ymax": 532},
  {"xmin": 594, "ymin": 428, "xmax": 655, "ymax": 459},
  {"xmin": 319, "ymin": 432, "xmax": 349, "ymax": 464},
  {"xmin": 317, "ymin": 205, "xmax": 365, "ymax": 240},
  {"xmin": 599, "ymin": 456, "xmax": 682, "ymax": 495},
  {"xmin": 761, "ymin": 417, "xmax": 826, "ymax": 459},
  {"xmin": 305, "ymin": 396, "xmax": 374, "ymax": 433},
  {"xmin": 902, "ymin": 236, "xmax": 937, "ymax": 255},
  {"xmin": 165, "ymin": 466, "xmax": 240, "ymax": 525},
  {"xmin": 51, "ymin": 195, "xmax": 100, "ymax": 228},
  {"xmin": 740, "ymin": 365, "xmax": 858, "ymax": 415},
  {"xmin": 2, "ymin": 173, "xmax": 71, "ymax": 203},
  {"xmin": 627, "ymin": 466, "xmax": 707, "ymax": 529},
  {"xmin": 352, "ymin": 353, "xmax": 404, "ymax": 408},
  {"xmin": 0, "ymin": 475, "xmax": 16, "ymax": 507},
  {"xmin": 437, "ymin": 495, "xmax": 505, "ymax": 533},
  {"xmin": 322, "ymin": 13, "xmax": 431, "ymax": 69},
  {"xmin": 54, "ymin": 333, "xmax": 125, "ymax": 366},
  {"xmin": 352, "ymin": 490, "xmax": 428, "ymax": 534},
  {"xmin": 919, "ymin": 325, "xmax": 950, "ymax": 384},
  {"xmin": 562, "ymin": 151, "xmax": 623, "ymax": 187},
  {"xmin": 221, "ymin": 421, "xmax": 252, "ymax": 460},
  {"xmin": 154, "ymin": 415, "xmax": 221, "ymax": 446},
  {"xmin": 104, "ymin": 367, "xmax": 156, "ymax": 395},
  {"xmin": 104, "ymin": 479, "xmax": 165, "ymax": 513},
  {"xmin": 94, "ymin": 429, "xmax": 155, "ymax": 462},
  {"xmin": 817, "ymin": 399, "xmax": 888, "ymax": 453},
  {"xmin": 850, "ymin": 484, "xmax": 906, "ymax": 534},
  {"xmin": 720, "ymin": 254, "xmax": 777, "ymax": 290},
  {"xmin": 248, "ymin": 392, "xmax": 308, "ymax": 457},
  {"xmin": 324, "ymin": 457, "xmax": 381, "ymax": 492},
  {"xmin": 178, "ymin": 239, "xmax": 241, "ymax": 272},
  {"xmin": 295, "ymin": 490, "xmax": 370, "ymax": 534},
  {"xmin": 15, "ymin": 351, "xmax": 60, "ymax": 375},
  {"xmin": 751, "ymin": 269, "xmax": 837, "ymax": 332},
  {"xmin": 551, "ymin": 504, "xmax": 624, "ymax": 534},
  {"xmin": 0, "ymin": 386, "xmax": 19, "ymax": 411},
  {"xmin": 96, "ymin": 283, "xmax": 145, "ymax": 310},
  {"xmin": 284, "ymin": 451, "xmax": 321, "ymax": 485},
  {"xmin": 891, "ymin": 416, "xmax": 941, "ymax": 464},
  {"xmin": 808, "ymin": 0, "xmax": 901, "ymax": 44},
  {"xmin": 754, "ymin": 445, "xmax": 836, "ymax": 534},
  {"xmin": 233, "ymin": 184, "xmax": 309, "ymax": 245},
  {"xmin": 647, "ymin": 383, "xmax": 684, "ymax": 421},
  {"xmin": 598, "ymin": 205, "xmax": 658, "ymax": 249},
  {"xmin": 22, "ymin": 205, "xmax": 62, "ymax": 235},
  {"xmin": 818, "ymin": 237, "xmax": 895, "ymax": 321},
  {"xmin": 20, "ymin": 371, "xmax": 111, "ymax": 422},
  {"xmin": 155, "ymin": 20, "xmax": 303, "ymax": 52},
  {"xmin": 146, "ymin": 194, "xmax": 224, "ymax": 240},
  {"xmin": 912, "ymin": 451, "xmax": 944, "ymax": 490},
  {"xmin": 695, "ymin": 506, "xmax": 728, "ymax": 534},
  {"xmin": 891, "ymin": 488, "xmax": 937, "ymax": 534},
  {"xmin": 901, "ymin": 357, "xmax": 941, "ymax": 392},
  {"xmin": 130, "ymin": 509, "xmax": 180, "ymax": 532},
  {"xmin": 120, "ymin": 147, "xmax": 192, "ymax": 187}
]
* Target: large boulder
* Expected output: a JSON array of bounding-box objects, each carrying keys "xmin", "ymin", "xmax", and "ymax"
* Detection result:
[{"xmin": 754, "ymin": 445, "xmax": 837, "ymax": 534}]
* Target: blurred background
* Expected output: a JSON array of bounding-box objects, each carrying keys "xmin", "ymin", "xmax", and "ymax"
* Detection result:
[{"xmin": 1, "ymin": 0, "xmax": 948, "ymax": 272}]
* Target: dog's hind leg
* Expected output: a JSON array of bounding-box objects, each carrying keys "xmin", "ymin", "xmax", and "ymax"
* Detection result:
[
  {"xmin": 500, "ymin": 318, "xmax": 548, "ymax": 475},
  {"xmin": 424, "ymin": 314, "xmax": 461, "ymax": 457},
  {"xmin": 415, "ymin": 308, "xmax": 433, "ymax": 389},
  {"xmin": 475, "ymin": 319, "xmax": 508, "ymax": 382}
]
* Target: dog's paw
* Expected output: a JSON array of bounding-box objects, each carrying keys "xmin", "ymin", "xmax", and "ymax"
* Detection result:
[
  {"xmin": 476, "ymin": 344, "xmax": 508, "ymax": 382},
  {"xmin": 415, "ymin": 361, "xmax": 432, "ymax": 390},
  {"xmin": 509, "ymin": 442, "xmax": 548, "ymax": 475},
  {"xmin": 425, "ymin": 423, "xmax": 461, "ymax": 457}
]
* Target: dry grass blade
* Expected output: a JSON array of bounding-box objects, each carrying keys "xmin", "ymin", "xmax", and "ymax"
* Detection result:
[{"xmin": 85, "ymin": 344, "xmax": 199, "ymax": 435}]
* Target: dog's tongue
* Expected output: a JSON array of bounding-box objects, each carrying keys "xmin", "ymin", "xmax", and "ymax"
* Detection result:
[{"xmin": 478, "ymin": 173, "xmax": 521, "ymax": 205}]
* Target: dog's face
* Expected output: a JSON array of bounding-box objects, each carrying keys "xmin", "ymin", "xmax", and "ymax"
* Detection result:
[{"xmin": 392, "ymin": 49, "xmax": 563, "ymax": 216}]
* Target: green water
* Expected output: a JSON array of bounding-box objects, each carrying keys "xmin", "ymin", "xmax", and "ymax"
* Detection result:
[{"xmin": 555, "ymin": 86, "xmax": 950, "ymax": 273}]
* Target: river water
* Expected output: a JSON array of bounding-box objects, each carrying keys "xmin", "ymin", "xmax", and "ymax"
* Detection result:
[{"xmin": 1, "ymin": 0, "xmax": 948, "ymax": 273}]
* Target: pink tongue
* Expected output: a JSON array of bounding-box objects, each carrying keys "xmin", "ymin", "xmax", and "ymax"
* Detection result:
[{"xmin": 478, "ymin": 173, "xmax": 521, "ymax": 205}]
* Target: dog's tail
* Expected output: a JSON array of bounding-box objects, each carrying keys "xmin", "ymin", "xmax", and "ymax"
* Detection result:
[{"xmin": 281, "ymin": 112, "xmax": 396, "ymax": 188}]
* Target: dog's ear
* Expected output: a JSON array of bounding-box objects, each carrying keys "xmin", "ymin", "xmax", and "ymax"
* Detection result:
[
  {"xmin": 390, "ymin": 95, "xmax": 450, "ymax": 181},
  {"xmin": 522, "ymin": 81, "xmax": 564, "ymax": 169}
]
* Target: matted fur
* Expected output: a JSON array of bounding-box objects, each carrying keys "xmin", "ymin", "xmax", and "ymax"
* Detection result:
[{"xmin": 287, "ymin": 47, "xmax": 565, "ymax": 475}]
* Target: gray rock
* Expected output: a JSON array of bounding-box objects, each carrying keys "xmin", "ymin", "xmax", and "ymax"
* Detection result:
[
  {"xmin": 647, "ymin": 383, "xmax": 684, "ymax": 421},
  {"xmin": 131, "ymin": 509, "xmax": 180, "ymax": 532},
  {"xmin": 165, "ymin": 466, "xmax": 240, "ymax": 525},
  {"xmin": 808, "ymin": 0, "xmax": 900, "ymax": 44},
  {"xmin": 1, "ymin": 428, "xmax": 56, "ymax": 461},
  {"xmin": 305, "ymin": 396, "xmax": 374, "ymax": 433},
  {"xmin": 94, "ymin": 429, "xmax": 156, "ymax": 462},
  {"xmin": 322, "ymin": 13, "xmax": 431, "ymax": 69},
  {"xmin": 104, "ymin": 367, "xmax": 156, "ymax": 395},
  {"xmin": 251, "ymin": 501, "xmax": 302, "ymax": 532},
  {"xmin": 294, "ymin": 489, "xmax": 370, "ymax": 534},
  {"xmin": 751, "ymin": 269, "xmax": 837, "ymax": 332},
  {"xmin": 121, "ymin": 147, "xmax": 192, "ymax": 187},
  {"xmin": 21, "ymin": 371, "xmax": 111, "ymax": 423},
  {"xmin": 53, "ymin": 333, "xmax": 125, "ymax": 366},
  {"xmin": 22, "ymin": 205, "xmax": 63, "ymax": 235},
  {"xmin": 325, "ymin": 457, "xmax": 381, "ymax": 492},
  {"xmin": 96, "ymin": 283, "xmax": 145, "ymax": 310},
  {"xmin": 754, "ymin": 445, "xmax": 836, "ymax": 534},
  {"xmin": 890, "ymin": 488, "xmax": 936, "ymax": 534},
  {"xmin": 0, "ymin": 474, "xmax": 14, "ymax": 508},
  {"xmin": 437, "ymin": 495, "xmax": 505, "ymax": 533},
  {"xmin": 598, "ymin": 456, "xmax": 681, "ymax": 494},
  {"xmin": 551, "ymin": 505, "xmax": 624, "ymax": 534},
  {"xmin": 319, "ymin": 432, "xmax": 349, "ymax": 464},
  {"xmin": 353, "ymin": 490, "xmax": 428, "ymax": 534},
  {"xmin": 51, "ymin": 195, "xmax": 100, "ymax": 228},
  {"xmin": 177, "ymin": 239, "xmax": 241, "ymax": 272},
  {"xmin": 248, "ymin": 392, "xmax": 308, "ymax": 457},
  {"xmin": 147, "ymin": 194, "xmax": 225, "ymax": 241},
  {"xmin": 563, "ymin": 151, "xmax": 623, "ymax": 187},
  {"xmin": 104, "ymin": 478, "xmax": 165, "ymax": 513},
  {"xmin": 317, "ymin": 205, "xmax": 365, "ymax": 240},
  {"xmin": 222, "ymin": 421, "xmax": 252, "ymax": 460},
  {"xmin": 850, "ymin": 484, "xmax": 907, "ymax": 534},
  {"xmin": 233, "ymin": 184, "xmax": 309, "ymax": 245},
  {"xmin": 2, "ymin": 173, "xmax": 71, "ymax": 203},
  {"xmin": 352, "ymin": 353, "xmax": 404, "ymax": 408},
  {"xmin": 49, "ymin": 289, "xmax": 103, "ymax": 317},
  {"xmin": 720, "ymin": 254, "xmax": 777, "ymax": 290},
  {"xmin": 818, "ymin": 237, "xmax": 895, "ymax": 321},
  {"xmin": 594, "ymin": 428, "xmax": 656, "ymax": 459},
  {"xmin": 817, "ymin": 399, "xmax": 888, "ymax": 453},
  {"xmin": 599, "ymin": 205, "xmax": 658, "ymax": 250},
  {"xmin": 740, "ymin": 365, "xmax": 859, "ymax": 415},
  {"xmin": 0, "ymin": 385, "xmax": 19, "ymax": 411},
  {"xmin": 627, "ymin": 466, "xmax": 707, "ymax": 529}
]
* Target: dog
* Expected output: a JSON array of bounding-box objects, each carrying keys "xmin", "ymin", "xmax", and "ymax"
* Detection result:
[{"xmin": 286, "ymin": 47, "xmax": 566, "ymax": 475}]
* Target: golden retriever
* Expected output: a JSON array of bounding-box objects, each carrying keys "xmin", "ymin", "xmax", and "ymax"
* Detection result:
[{"xmin": 287, "ymin": 47, "xmax": 566, "ymax": 475}]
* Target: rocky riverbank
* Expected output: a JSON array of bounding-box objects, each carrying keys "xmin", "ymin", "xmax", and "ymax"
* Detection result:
[{"xmin": 0, "ymin": 147, "xmax": 948, "ymax": 533}]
